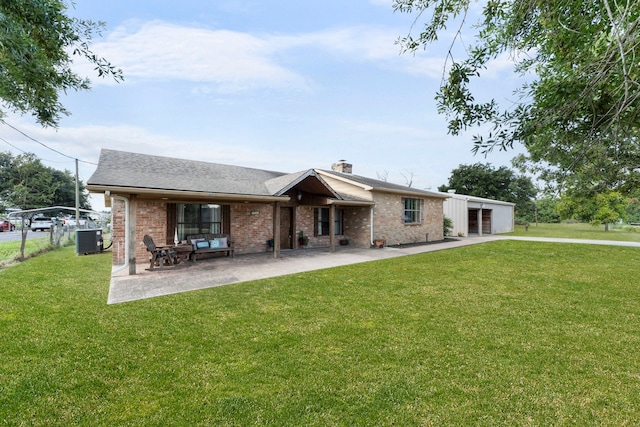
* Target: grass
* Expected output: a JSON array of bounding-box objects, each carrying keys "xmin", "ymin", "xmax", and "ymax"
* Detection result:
[
  {"xmin": 1, "ymin": 240, "xmax": 640, "ymax": 426},
  {"xmin": 0, "ymin": 230, "xmax": 105, "ymax": 267},
  {"xmin": 508, "ymin": 222, "xmax": 640, "ymax": 242},
  {"xmin": 0, "ymin": 235, "xmax": 59, "ymax": 267}
]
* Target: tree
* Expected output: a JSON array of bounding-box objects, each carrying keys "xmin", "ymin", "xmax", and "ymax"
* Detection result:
[
  {"xmin": 394, "ymin": 0, "xmax": 640, "ymax": 193},
  {"xmin": 626, "ymin": 197, "xmax": 640, "ymax": 223},
  {"xmin": 50, "ymin": 168, "xmax": 90, "ymax": 209},
  {"xmin": 0, "ymin": 151, "xmax": 90, "ymax": 258},
  {"xmin": 0, "ymin": 0, "xmax": 122, "ymax": 127},
  {"xmin": 557, "ymin": 190, "xmax": 627, "ymax": 231},
  {"xmin": 439, "ymin": 163, "xmax": 537, "ymax": 220},
  {"xmin": 535, "ymin": 196, "xmax": 561, "ymax": 224}
]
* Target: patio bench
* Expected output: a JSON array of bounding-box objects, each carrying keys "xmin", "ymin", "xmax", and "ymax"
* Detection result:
[{"xmin": 186, "ymin": 233, "xmax": 234, "ymax": 261}]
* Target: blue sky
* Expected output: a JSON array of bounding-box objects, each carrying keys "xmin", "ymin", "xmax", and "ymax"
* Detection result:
[{"xmin": 0, "ymin": 0, "xmax": 525, "ymax": 210}]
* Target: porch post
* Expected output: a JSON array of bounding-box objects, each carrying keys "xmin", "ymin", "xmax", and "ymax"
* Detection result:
[
  {"xmin": 128, "ymin": 194, "xmax": 137, "ymax": 275},
  {"xmin": 273, "ymin": 201, "xmax": 281, "ymax": 258},
  {"xmin": 477, "ymin": 208, "xmax": 483, "ymax": 236},
  {"xmin": 329, "ymin": 204, "xmax": 336, "ymax": 252}
]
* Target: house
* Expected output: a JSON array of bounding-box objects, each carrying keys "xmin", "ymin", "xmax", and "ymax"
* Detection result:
[
  {"xmin": 442, "ymin": 190, "xmax": 515, "ymax": 236},
  {"xmin": 87, "ymin": 149, "xmax": 449, "ymax": 274}
]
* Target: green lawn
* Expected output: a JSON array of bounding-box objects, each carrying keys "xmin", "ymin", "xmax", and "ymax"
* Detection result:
[
  {"xmin": 1, "ymin": 242, "xmax": 640, "ymax": 426},
  {"xmin": 0, "ymin": 236, "xmax": 56, "ymax": 267},
  {"xmin": 508, "ymin": 222, "xmax": 640, "ymax": 241}
]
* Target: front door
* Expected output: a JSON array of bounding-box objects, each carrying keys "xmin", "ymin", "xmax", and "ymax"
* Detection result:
[{"xmin": 279, "ymin": 207, "xmax": 293, "ymax": 249}]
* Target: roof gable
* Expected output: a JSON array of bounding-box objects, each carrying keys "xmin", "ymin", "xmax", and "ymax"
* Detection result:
[
  {"xmin": 266, "ymin": 169, "xmax": 340, "ymax": 198},
  {"xmin": 316, "ymin": 169, "xmax": 449, "ymax": 199}
]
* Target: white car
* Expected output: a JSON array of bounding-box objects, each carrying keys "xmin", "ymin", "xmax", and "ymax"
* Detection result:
[
  {"xmin": 31, "ymin": 217, "xmax": 54, "ymax": 232},
  {"xmin": 64, "ymin": 217, "xmax": 90, "ymax": 228}
]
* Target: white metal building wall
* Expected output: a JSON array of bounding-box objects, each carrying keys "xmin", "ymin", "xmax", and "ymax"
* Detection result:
[
  {"xmin": 488, "ymin": 203, "xmax": 515, "ymax": 234},
  {"xmin": 442, "ymin": 193, "xmax": 515, "ymax": 236},
  {"xmin": 443, "ymin": 197, "xmax": 468, "ymax": 237}
]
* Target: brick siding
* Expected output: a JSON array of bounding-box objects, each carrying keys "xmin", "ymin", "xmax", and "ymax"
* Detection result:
[
  {"xmin": 371, "ymin": 192, "xmax": 444, "ymax": 245},
  {"xmin": 110, "ymin": 194, "xmax": 444, "ymax": 266}
]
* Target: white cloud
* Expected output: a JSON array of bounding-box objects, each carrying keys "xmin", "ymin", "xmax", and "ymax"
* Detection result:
[
  {"xmin": 74, "ymin": 20, "xmax": 441, "ymax": 91},
  {"xmin": 80, "ymin": 21, "xmax": 309, "ymax": 90}
]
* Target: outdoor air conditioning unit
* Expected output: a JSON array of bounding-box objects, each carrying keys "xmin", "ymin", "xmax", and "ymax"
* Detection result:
[{"xmin": 76, "ymin": 229, "xmax": 104, "ymax": 255}]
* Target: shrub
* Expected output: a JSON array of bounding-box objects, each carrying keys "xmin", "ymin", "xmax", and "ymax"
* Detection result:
[{"xmin": 443, "ymin": 216, "xmax": 453, "ymax": 236}]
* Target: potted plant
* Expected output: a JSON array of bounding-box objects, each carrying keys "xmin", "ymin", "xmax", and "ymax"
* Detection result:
[{"xmin": 298, "ymin": 231, "xmax": 309, "ymax": 247}]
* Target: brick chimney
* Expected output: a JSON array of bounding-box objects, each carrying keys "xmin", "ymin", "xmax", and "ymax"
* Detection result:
[{"xmin": 331, "ymin": 160, "xmax": 352, "ymax": 174}]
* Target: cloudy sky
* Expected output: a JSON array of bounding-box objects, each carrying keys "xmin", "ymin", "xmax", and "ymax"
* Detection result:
[{"xmin": 0, "ymin": 0, "xmax": 525, "ymax": 210}]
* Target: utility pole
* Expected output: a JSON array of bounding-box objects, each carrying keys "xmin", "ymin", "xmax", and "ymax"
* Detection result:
[{"xmin": 75, "ymin": 158, "xmax": 80, "ymax": 227}]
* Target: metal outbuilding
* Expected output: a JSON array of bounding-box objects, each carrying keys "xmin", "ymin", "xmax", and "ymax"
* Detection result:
[{"xmin": 442, "ymin": 191, "xmax": 515, "ymax": 237}]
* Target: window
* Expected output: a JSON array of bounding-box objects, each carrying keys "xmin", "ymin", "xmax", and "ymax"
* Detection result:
[
  {"xmin": 177, "ymin": 204, "xmax": 223, "ymax": 239},
  {"xmin": 315, "ymin": 208, "xmax": 343, "ymax": 236},
  {"xmin": 403, "ymin": 198, "xmax": 422, "ymax": 224}
]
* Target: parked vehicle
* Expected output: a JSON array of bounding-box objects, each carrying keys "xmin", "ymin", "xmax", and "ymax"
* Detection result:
[
  {"xmin": 30, "ymin": 217, "xmax": 54, "ymax": 232},
  {"xmin": 0, "ymin": 220, "xmax": 16, "ymax": 232},
  {"xmin": 63, "ymin": 216, "xmax": 91, "ymax": 228}
]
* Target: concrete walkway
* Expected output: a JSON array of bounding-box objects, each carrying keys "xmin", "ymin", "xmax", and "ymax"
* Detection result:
[{"xmin": 107, "ymin": 235, "xmax": 640, "ymax": 304}]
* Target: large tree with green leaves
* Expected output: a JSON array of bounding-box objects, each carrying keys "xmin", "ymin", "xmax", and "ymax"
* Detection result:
[
  {"xmin": 1, "ymin": 151, "xmax": 90, "ymax": 258},
  {"xmin": 557, "ymin": 190, "xmax": 627, "ymax": 230},
  {"xmin": 439, "ymin": 162, "xmax": 537, "ymax": 220},
  {"xmin": 0, "ymin": 152, "xmax": 90, "ymax": 211},
  {"xmin": 394, "ymin": 0, "xmax": 640, "ymax": 194},
  {"xmin": 0, "ymin": 0, "xmax": 122, "ymax": 126}
]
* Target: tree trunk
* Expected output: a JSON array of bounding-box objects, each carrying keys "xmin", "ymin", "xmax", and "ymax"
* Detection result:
[{"xmin": 604, "ymin": 223, "xmax": 609, "ymax": 231}]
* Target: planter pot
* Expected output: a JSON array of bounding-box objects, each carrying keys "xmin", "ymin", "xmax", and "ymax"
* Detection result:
[
  {"xmin": 339, "ymin": 239, "xmax": 349, "ymax": 246},
  {"xmin": 374, "ymin": 239, "xmax": 385, "ymax": 248}
]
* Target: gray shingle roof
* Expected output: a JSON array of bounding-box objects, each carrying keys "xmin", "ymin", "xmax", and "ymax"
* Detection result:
[
  {"xmin": 88, "ymin": 149, "xmax": 286, "ymax": 196},
  {"xmin": 264, "ymin": 170, "xmax": 310, "ymax": 195},
  {"xmin": 88, "ymin": 149, "xmax": 447, "ymax": 200},
  {"xmin": 317, "ymin": 169, "xmax": 449, "ymax": 199}
]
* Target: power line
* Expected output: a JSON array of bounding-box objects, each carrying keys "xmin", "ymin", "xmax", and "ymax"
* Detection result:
[
  {"xmin": 1, "ymin": 120, "xmax": 98, "ymax": 166},
  {"xmin": 0, "ymin": 136, "xmax": 74, "ymax": 164}
]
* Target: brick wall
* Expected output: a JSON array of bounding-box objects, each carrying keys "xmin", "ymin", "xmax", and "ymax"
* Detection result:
[
  {"xmin": 109, "ymin": 194, "xmax": 444, "ymax": 267},
  {"xmin": 295, "ymin": 206, "xmax": 371, "ymax": 248},
  {"xmin": 111, "ymin": 199, "xmax": 125, "ymax": 265},
  {"xmin": 372, "ymin": 192, "xmax": 444, "ymax": 246},
  {"xmin": 343, "ymin": 206, "xmax": 371, "ymax": 247},
  {"xmin": 230, "ymin": 204, "xmax": 273, "ymax": 253},
  {"xmin": 136, "ymin": 199, "xmax": 168, "ymax": 263},
  {"xmin": 110, "ymin": 198, "xmax": 168, "ymax": 265},
  {"xmin": 296, "ymin": 205, "xmax": 315, "ymax": 247}
]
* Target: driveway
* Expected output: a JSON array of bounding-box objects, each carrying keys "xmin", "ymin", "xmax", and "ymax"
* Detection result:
[{"xmin": 108, "ymin": 235, "xmax": 640, "ymax": 304}]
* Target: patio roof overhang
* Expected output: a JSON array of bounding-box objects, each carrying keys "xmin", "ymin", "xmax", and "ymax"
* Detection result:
[
  {"xmin": 326, "ymin": 198, "xmax": 375, "ymax": 207},
  {"xmin": 88, "ymin": 185, "xmax": 291, "ymax": 207}
]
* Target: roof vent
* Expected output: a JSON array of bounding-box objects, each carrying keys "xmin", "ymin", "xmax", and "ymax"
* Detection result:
[{"xmin": 331, "ymin": 160, "xmax": 352, "ymax": 174}]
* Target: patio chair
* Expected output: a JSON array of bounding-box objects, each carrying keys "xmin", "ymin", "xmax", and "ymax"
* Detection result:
[{"xmin": 143, "ymin": 234, "xmax": 177, "ymax": 269}]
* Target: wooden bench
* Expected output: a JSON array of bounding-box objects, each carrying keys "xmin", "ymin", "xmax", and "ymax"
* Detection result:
[{"xmin": 186, "ymin": 234, "xmax": 234, "ymax": 261}]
